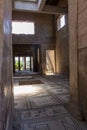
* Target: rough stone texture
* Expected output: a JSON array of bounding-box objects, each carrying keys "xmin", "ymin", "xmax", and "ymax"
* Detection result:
[
  {"xmin": 55, "ymin": 14, "xmax": 69, "ymax": 76},
  {"xmin": 78, "ymin": 0, "xmax": 87, "ymax": 121},
  {"xmin": 12, "ymin": 11, "xmax": 55, "ymax": 74},
  {"xmin": 79, "ymin": 48, "xmax": 87, "ymax": 121},
  {"xmin": 68, "ymin": 0, "xmax": 87, "ymax": 121},
  {"xmin": 0, "ymin": 0, "xmax": 13, "ymax": 130},
  {"xmin": 67, "ymin": 0, "xmax": 81, "ymax": 120}
]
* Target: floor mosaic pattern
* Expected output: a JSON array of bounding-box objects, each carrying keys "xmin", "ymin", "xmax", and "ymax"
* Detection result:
[{"xmin": 12, "ymin": 74, "xmax": 87, "ymax": 130}]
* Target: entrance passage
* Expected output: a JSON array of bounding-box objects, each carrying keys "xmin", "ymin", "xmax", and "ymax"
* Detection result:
[
  {"xmin": 46, "ymin": 50, "xmax": 55, "ymax": 75},
  {"xmin": 13, "ymin": 44, "xmax": 40, "ymax": 73},
  {"xmin": 15, "ymin": 56, "xmax": 33, "ymax": 72}
]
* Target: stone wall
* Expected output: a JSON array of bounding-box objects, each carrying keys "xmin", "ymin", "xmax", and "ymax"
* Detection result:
[
  {"xmin": 78, "ymin": 0, "xmax": 87, "ymax": 121},
  {"xmin": 68, "ymin": 0, "xmax": 87, "ymax": 121},
  {"xmin": 12, "ymin": 11, "xmax": 55, "ymax": 74},
  {"xmin": 55, "ymin": 14, "xmax": 69, "ymax": 76},
  {"xmin": 0, "ymin": 0, "xmax": 13, "ymax": 130}
]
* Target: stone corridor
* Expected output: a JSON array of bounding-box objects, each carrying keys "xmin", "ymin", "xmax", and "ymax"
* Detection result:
[{"xmin": 12, "ymin": 75, "xmax": 87, "ymax": 130}]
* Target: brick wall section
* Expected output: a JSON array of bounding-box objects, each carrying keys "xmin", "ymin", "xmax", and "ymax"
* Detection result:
[
  {"xmin": 0, "ymin": 0, "xmax": 13, "ymax": 130},
  {"xmin": 78, "ymin": 0, "xmax": 87, "ymax": 121},
  {"xmin": 12, "ymin": 11, "xmax": 55, "ymax": 74},
  {"xmin": 55, "ymin": 14, "xmax": 69, "ymax": 76}
]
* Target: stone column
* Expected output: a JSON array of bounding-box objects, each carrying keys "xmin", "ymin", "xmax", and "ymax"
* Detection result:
[
  {"xmin": 30, "ymin": 57, "xmax": 32, "ymax": 71},
  {"xmin": 0, "ymin": 0, "xmax": 13, "ymax": 129},
  {"xmin": 24, "ymin": 57, "xmax": 26, "ymax": 70},
  {"xmin": 18, "ymin": 57, "xmax": 20, "ymax": 71},
  {"xmin": 13, "ymin": 56, "xmax": 15, "ymax": 73},
  {"xmin": 67, "ymin": 0, "xmax": 82, "ymax": 120}
]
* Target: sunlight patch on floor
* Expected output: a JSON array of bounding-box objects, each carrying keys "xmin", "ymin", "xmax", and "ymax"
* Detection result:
[
  {"xmin": 45, "ymin": 72, "xmax": 54, "ymax": 75},
  {"xmin": 14, "ymin": 85, "xmax": 43, "ymax": 96}
]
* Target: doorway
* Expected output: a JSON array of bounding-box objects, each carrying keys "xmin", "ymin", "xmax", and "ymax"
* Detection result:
[
  {"xmin": 15, "ymin": 56, "xmax": 32, "ymax": 72},
  {"xmin": 46, "ymin": 50, "xmax": 55, "ymax": 75}
]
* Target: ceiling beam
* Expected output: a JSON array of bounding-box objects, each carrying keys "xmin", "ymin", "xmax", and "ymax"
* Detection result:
[
  {"xmin": 13, "ymin": 1, "xmax": 68, "ymax": 15},
  {"xmin": 38, "ymin": 0, "xmax": 46, "ymax": 11},
  {"xmin": 12, "ymin": 8, "xmax": 68, "ymax": 15},
  {"xmin": 43, "ymin": 5, "xmax": 68, "ymax": 14}
]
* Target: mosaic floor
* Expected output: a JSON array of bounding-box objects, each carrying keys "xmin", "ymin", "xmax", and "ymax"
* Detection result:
[{"xmin": 12, "ymin": 74, "xmax": 87, "ymax": 130}]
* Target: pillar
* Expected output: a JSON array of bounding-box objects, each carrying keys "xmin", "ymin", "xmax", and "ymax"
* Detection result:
[
  {"xmin": 13, "ymin": 56, "xmax": 15, "ymax": 73},
  {"xmin": 30, "ymin": 57, "xmax": 31, "ymax": 71},
  {"xmin": 18, "ymin": 57, "xmax": 20, "ymax": 71},
  {"xmin": 67, "ymin": 0, "xmax": 82, "ymax": 120}
]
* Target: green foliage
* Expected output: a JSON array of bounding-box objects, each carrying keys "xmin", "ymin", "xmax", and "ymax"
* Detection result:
[{"xmin": 15, "ymin": 61, "xmax": 23, "ymax": 70}]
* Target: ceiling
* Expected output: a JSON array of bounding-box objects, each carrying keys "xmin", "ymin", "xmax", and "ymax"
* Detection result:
[
  {"xmin": 46, "ymin": 0, "xmax": 59, "ymax": 6},
  {"xmin": 12, "ymin": 0, "xmax": 68, "ymax": 15}
]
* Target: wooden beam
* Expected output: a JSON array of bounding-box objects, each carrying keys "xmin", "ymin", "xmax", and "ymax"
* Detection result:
[
  {"xmin": 38, "ymin": 0, "xmax": 46, "ymax": 11},
  {"xmin": 43, "ymin": 5, "xmax": 68, "ymax": 14},
  {"xmin": 13, "ymin": 6, "xmax": 68, "ymax": 15}
]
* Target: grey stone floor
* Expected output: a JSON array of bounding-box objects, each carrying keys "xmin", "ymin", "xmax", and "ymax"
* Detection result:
[{"xmin": 12, "ymin": 74, "xmax": 87, "ymax": 130}]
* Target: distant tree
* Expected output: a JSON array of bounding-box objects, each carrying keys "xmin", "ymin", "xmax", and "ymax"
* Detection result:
[{"xmin": 15, "ymin": 61, "xmax": 23, "ymax": 70}]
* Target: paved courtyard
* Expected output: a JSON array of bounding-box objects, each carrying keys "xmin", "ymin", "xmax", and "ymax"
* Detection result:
[{"xmin": 12, "ymin": 74, "xmax": 87, "ymax": 130}]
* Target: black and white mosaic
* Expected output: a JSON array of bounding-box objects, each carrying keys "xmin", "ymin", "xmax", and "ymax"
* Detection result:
[{"xmin": 13, "ymin": 75, "xmax": 87, "ymax": 130}]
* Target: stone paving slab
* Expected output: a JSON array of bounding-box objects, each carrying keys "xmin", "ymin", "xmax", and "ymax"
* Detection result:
[
  {"xmin": 14, "ymin": 98, "xmax": 27, "ymax": 110},
  {"xmin": 28, "ymin": 95, "xmax": 60, "ymax": 108},
  {"xmin": 20, "ymin": 115, "xmax": 86, "ymax": 130},
  {"xmin": 21, "ymin": 106, "xmax": 67, "ymax": 120}
]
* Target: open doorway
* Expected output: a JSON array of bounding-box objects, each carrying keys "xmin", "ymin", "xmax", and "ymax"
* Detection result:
[
  {"xmin": 46, "ymin": 50, "xmax": 55, "ymax": 75},
  {"xmin": 15, "ymin": 56, "xmax": 32, "ymax": 72}
]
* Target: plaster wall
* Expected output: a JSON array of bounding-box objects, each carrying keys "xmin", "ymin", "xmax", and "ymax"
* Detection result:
[
  {"xmin": 0, "ymin": 0, "xmax": 13, "ymax": 130},
  {"xmin": 55, "ymin": 14, "xmax": 69, "ymax": 76}
]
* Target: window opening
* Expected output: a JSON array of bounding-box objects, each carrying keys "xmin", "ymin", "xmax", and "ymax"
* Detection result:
[
  {"xmin": 57, "ymin": 15, "xmax": 65, "ymax": 31},
  {"xmin": 12, "ymin": 21, "xmax": 35, "ymax": 35}
]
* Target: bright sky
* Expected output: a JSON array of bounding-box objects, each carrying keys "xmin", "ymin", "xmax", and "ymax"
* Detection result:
[
  {"xmin": 60, "ymin": 15, "xmax": 65, "ymax": 28},
  {"xmin": 12, "ymin": 21, "xmax": 35, "ymax": 34},
  {"xmin": 15, "ymin": 57, "xmax": 30, "ymax": 62}
]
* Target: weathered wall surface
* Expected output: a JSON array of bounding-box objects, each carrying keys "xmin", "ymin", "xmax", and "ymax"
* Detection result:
[
  {"xmin": 0, "ymin": 0, "xmax": 13, "ymax": 130},
  {"xmin": 78, "ymin": 0, "xmax": 87, "ymax": 121},
  {"xmin": 12, "ymin": 11, "xmax": 55, "ymax": 74},
  {"xmin": 55, "ymin": 14, "xmax": 69, "ymax": 76},
  {"xmin": 68, "ymin": 0, "xmax": 87, "ymax": 121}
]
